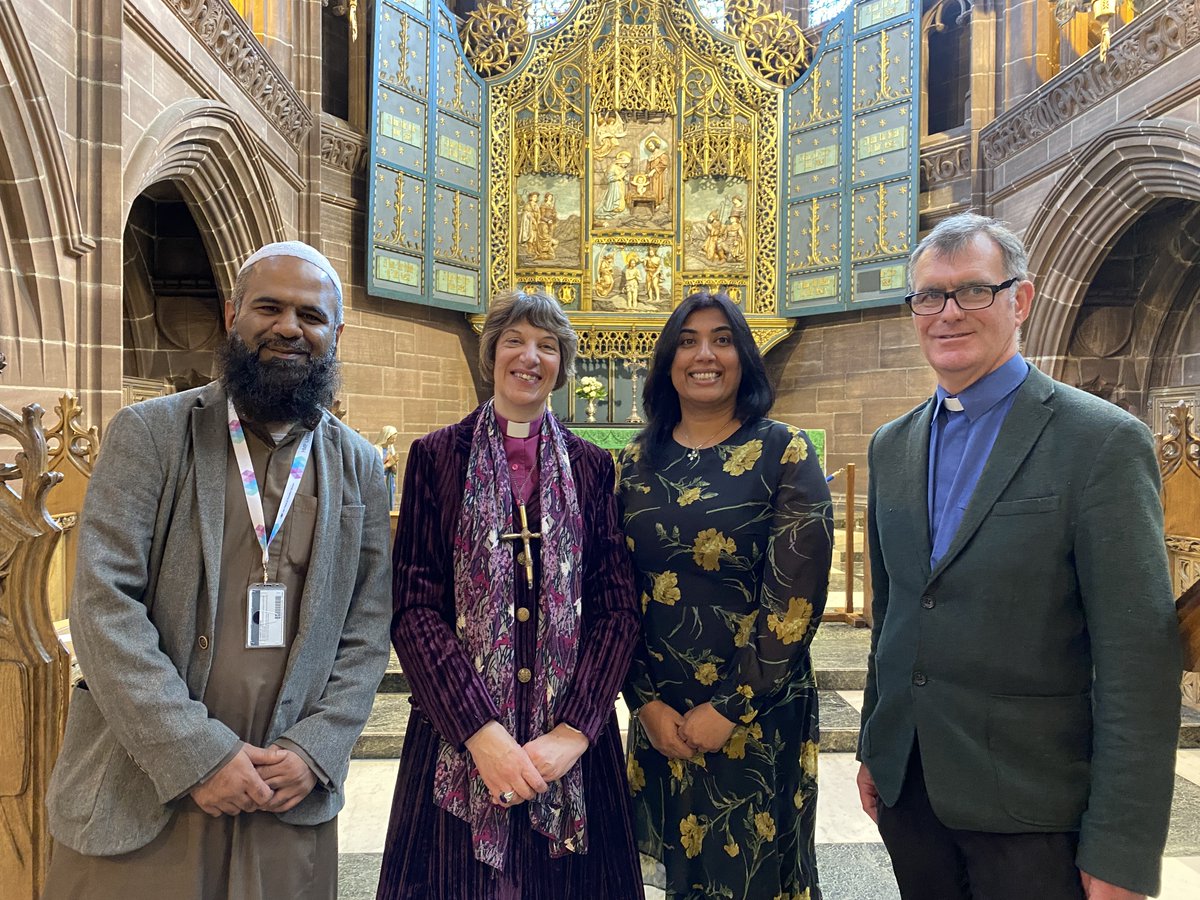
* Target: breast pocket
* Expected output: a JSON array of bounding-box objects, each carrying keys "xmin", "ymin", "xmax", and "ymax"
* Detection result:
[
  {"xmin": 991, "ymin": 495, "xmax": 1060, "ymax": 516},
  {"xmin": 283, "ymin": 494, "xmax": 319, "ymax": 573}
]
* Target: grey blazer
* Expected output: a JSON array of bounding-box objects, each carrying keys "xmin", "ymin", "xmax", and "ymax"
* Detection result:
[
  {"xmin": 46, "ymin": 381, "xmax": 392, "ymax": 856},
  {"xmin": 860, "ymin": 365, "xmax": 1181, "ymax": 895}
]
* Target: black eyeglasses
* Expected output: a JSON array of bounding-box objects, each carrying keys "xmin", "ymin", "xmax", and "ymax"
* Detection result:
[{"xmin": 904, "ymin": 278, "xmax": 1020, "ymax": 316}]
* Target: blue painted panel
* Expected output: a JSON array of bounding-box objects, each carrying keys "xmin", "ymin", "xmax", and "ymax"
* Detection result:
[
  {"xmin": 435, "ymin": 33, "xmax": 482, "ymax": 124},
  {"xmin": 374, "ymin": 87, "xmax": 427, "ymax": 173},
  {"xmin": 780, "ymin": 0, "xmax": 920, "ymax": 317},
  {"xmin": 435, "ymin": 112, "xmax": 482, "ymax": 192},
  {"xmin": 367, "ymin": 0, "xmax": 487, "ymax": 313},
  {"xmin": 432, "ymin": 186, "xmax": 482, "ymax": 267}
]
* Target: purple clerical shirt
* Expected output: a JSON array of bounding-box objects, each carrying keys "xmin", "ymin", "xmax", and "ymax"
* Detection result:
[{"xmin": 494, "ymin": 411, "xmax": 543, "ymax": 506}]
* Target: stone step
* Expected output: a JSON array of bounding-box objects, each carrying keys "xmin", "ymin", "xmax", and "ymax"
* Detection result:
[
  {"xmin": 361, "ymin": 625, "xmax": 1200, "ymax": 758},
  {"xmin": 351, "ymin": 689, "xmax": 868, "ymax": 759},
  {"xmin": 353, "ymin": 690, "xmax": 1200, "ymax": 759}
]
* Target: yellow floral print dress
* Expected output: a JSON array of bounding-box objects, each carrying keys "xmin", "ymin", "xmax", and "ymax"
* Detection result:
[{"xmin": 618, "ymin": 418, "xmax": 833, "ymax": 900}]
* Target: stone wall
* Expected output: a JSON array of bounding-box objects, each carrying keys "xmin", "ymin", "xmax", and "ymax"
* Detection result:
[{"xmin": 765, "ymin": 307, "xmax": 932, "ymax": 489}]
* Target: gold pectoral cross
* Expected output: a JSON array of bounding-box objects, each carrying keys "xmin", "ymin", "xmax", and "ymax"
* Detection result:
[{"xmin": 500, "ymin": 502, "xmax": 541, "ymax": 588}]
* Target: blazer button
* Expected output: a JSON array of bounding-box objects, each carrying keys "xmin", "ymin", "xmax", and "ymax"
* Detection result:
[
  {"xmin": 921, "ymin": 595, "xmax": 935, "ymax": 609},
  {"xmin": 516, "ymin": 607, "xmax": 531, "ymax": 623},
  {"xmin": 517, "ymin": 667, "xmax": 532, "ymax": 684},
  {"xmin": 198, "ymin": 635, "xmax": 209, "ymax": 650},
  {"xmin": 912, "ymin": 671, "xmax": 927, "ymax": 686}
]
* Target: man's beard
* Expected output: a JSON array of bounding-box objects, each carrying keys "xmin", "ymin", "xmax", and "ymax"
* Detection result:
[{"xmin": 216, "ymin": 332, "xmax": 340, "ymax": 427}]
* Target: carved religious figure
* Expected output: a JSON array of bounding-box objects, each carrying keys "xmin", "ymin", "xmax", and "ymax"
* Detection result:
[
  {"xmin": 597, "ymin": 150, "xmax": 633, "ymax": 218},
  {"xmin": 518, "ymin": 192, "xmax": 541, "ymax": 256},
  {"xmin": 535, "ymin": 192, "xmax": 559, "ymax": 259},
  {"xmin": 623, "ymin": 251, "xmax": 644, "ymax": 308},
  {"xmin": 593, "ymin": 110, "xmax": 627, "ymax": 158},
  {"xmin": 642, "ymin": 136, "xmax": 669, "ymax": 207}
]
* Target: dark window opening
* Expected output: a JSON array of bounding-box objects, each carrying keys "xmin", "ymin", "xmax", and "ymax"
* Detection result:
[
  {"xmin": 927, "ymin": 13, "xmax": 969, "ymax": 134},
  {"xmin": 323, "ymin": 6, "xmax": 350, "ymax": 120}
]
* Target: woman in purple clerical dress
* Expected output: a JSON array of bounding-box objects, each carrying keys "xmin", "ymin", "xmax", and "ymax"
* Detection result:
[{"xmin": 375, "ymin": 289, "xmax": 644, "ymax": 900}]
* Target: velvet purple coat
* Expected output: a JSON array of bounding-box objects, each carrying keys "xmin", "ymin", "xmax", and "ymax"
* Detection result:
[{"xmin": 375, "ymin": 408, "xmax": 645, "ymax": 900}]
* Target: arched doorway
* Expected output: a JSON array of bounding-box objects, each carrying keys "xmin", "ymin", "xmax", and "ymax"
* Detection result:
[
  {"xmin": 1060, "ymin": 198, "xmax": 1200, "ymax": 416},
  {"xmin": 122, "ymin": 182, "xmax": 224, "ymax": 400},
  {"xmin": 120, "ymin": 99, "xmax": 285, "ymax": 403},
  {"xmin": 1022, "ymin": 117, "xmax": 1200, "ymax": 407}
]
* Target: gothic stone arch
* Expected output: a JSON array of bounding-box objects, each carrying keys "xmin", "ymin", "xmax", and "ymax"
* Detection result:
[
  {"xmin": 1022, "ymin": 118, "xmax": 1200, "ymax": 379},
  {"xmin": 0, "ymin": 3, "xmax": 90, "ymax": 399},
  {"xmin": 124, "ymin": 99, "xmax": 285, "ymax": 302}
]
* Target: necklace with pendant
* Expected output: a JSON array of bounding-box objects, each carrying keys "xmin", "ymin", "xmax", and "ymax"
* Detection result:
[{"xmin": 680, "ymin": 419, "xmax": 735, "ymax": 463}]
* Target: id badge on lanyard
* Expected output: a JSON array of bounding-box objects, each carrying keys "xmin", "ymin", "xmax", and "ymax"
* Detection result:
[
  {"xmin": 228, "ymin": 398, "xmax": 313, "ymax": 650},
  {"xmin": 247, "ymin": 582, "xmax": 287, "ymax": 648}
]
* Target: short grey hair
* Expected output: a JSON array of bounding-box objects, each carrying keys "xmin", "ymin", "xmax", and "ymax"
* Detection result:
[
  {"xmin": 907, "ymin": 212, "xmax": 1030, "ymax": 291},
  {"xmin": 479, "ymin": 289, "xmax": 578, "ymax": 390}
]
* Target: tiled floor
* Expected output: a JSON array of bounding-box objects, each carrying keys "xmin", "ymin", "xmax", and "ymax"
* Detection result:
[{"xmin": 338, "ymin": 749, "xmax": 1200, "ymax": 899}]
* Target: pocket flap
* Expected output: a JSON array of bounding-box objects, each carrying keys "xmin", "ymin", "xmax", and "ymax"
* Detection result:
[{"xmin": 992, "ymin": 495, "xmax": 1059, "ymax": 516}]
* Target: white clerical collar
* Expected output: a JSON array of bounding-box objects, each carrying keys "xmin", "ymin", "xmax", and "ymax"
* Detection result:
[
  {"xmin": 495, "ymin": 411, "xmax": 544, "ymax": 439},
  {"xmin": 943, "ymin": 397, "xmax": 964, "ymax": 413}
]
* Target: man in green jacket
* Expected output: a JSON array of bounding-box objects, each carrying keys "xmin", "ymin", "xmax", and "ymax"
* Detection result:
[{"xmin": 857, "ymin": 213, "xmax": 1180, "ymax": 899}]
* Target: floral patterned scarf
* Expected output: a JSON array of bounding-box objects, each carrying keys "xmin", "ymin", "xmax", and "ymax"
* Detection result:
[{"xmin": 433, "ymin": 400, "xmax": 586, "ymax": 869}]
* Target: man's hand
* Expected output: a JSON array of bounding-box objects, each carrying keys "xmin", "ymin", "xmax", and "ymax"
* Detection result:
[
  {"xmin": 637, "ymin": 700, "xmax": 694, "ymax": 759},
  {"xmin": 523, "ymin": 725, "xmax": 589, "ymax": 783},
  {"xmin": 856, "ymin": 762, "xmax": 881, "ymax": 824},
  {"xmin": 1080, "ymin": 871, "xmax": 1145, "ymax": 900},
  {"xmin": 679, "ymin": 702, "xmax": 736, "ymax": 754},
  {"xmin": 256, "ymin": 744, "xmax": 319, "ymax": 813},
  {"xmin": 190, "ymin": 743, "xmax": 275, "ymax": 817},
  {"xmin": 465, "ymin": 720, "xmax": 549, "ymax": 806}
]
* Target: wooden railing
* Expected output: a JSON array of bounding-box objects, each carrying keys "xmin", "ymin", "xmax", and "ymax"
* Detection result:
[
  {"xmin": 1157, "ymin": 400, "xmax": 1200, "ymax": 708},
  {"xmin": 0, "ymin": 397, "xmax": 71, "ymax": 898},
  {"xmin": 824, "ymin": 463, "xmax": 871, "ymax": 628}
]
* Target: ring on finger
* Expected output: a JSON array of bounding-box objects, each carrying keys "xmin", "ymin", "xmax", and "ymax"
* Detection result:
[{"xmin": 498, "ymin": 790, "xmax": 515, "ymax": 804}]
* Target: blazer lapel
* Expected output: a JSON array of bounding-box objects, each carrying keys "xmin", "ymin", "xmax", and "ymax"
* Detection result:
[
  {"xmin": 928, "ymin": 367, "xmax": 1055, "ymax": 583},
  {"xmin": 192, "ymin": 382, "xmax": 229, "ymax": 621},
  {"xmin": 292, "ymin": 413, "xmax": 341, "ymax": 656},
  {"xmin": 904, "ymin": 400, "xmax": 936, "ymax": 581}
]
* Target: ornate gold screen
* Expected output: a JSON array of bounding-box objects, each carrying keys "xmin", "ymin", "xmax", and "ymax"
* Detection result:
[{"xmin": 467, "ymin": 0, "xmax": 803, "ymax": 351}]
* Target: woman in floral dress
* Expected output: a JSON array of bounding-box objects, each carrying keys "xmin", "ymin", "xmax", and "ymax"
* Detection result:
[{"xmin": 618, "ymin": 292, "xmax": 833, "ymax": 900}]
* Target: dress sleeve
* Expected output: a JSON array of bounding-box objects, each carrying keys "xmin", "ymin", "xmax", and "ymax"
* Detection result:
[
  {"xmin": 710, "ymin": 428, "xmax": 833, "ymax": 725},
  {"xmin": 391, "ymin": 437, "xmax": 501, "ymax": 750},
  {"xmin": 615, "ymin": 445, "xmax": 661, "ymax": 713},
  {"xmin": 553, "ymin": 449, "xmax": 641, "ymax": 742}
]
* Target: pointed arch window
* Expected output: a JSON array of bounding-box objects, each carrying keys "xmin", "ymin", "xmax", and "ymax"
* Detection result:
[
  {"xmin": 809, "ymin": 0, "xmax": 852, "ymax": 25},
  {"xmin": 526, "ymin": 0, "xmax": 575, "ymax": 31}
]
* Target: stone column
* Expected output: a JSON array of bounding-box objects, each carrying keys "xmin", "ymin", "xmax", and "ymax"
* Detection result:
[{"xmin": 999, "ymin": 0, "xmax": 1056, "ymax": 110}]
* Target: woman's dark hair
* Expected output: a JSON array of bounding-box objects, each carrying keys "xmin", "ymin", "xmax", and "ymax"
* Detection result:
[{"xmin": 636, "ymin": 291, "xmax": 774, "ymax": 470}]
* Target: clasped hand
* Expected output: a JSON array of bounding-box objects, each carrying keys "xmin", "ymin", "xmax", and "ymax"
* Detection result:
[
  {"xmin": 639, "ymin": 700, "xmax": 736, "ymax": 758},
  {"xmin": 466, "ymin": 720, "xmax": 588, "ymax": 807},
  {"xmin": 189, "ymin": 742, "xmax": 317, "ymax": 817}
]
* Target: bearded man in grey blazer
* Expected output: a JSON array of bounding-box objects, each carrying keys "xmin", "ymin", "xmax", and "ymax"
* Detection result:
[
  {"xmin": 856, "ymin": 214, "xmax": 1180, "ymax": 900},
  {"xmin": 43, "ymin": 242, "xmax": 392, "ymax": 899}
]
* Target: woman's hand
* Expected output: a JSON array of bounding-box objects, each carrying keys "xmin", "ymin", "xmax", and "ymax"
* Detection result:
[
  {"xmin": 637, "ymin": 700, "xmax": 694, "ymax": 759},
  {"xmin": 523, "ymin": 724, "xmax": 589, "ymax": 783},
  {"xmin": 679, "ymin": 702, "xmax": 736, "ymax": 753},
  {"xmin": 465, "ymin": 720, "xmax": 548, "ymax": 806}
]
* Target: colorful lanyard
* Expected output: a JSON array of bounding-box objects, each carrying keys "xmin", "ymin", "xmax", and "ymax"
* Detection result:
[{"xmin": 227, "ymin": 398, "xmax": 315, "ymax": 582}]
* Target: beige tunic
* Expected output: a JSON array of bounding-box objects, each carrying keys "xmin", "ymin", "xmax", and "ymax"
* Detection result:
[{"xmin": 45, "ymin": 422, "xmax": 337, "ymax": 900}]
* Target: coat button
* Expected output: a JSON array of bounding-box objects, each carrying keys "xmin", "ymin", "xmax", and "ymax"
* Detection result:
[
  {"xmin": 516, "ymin": 607, "xmax": 530, "ymax": 622},
  {"xmin": 198, "ymin": 635, "xmax": 209, "ymax": 650},
  {"xmin": 912, "ymin": 672, "xmax": 927, "ymax": 686},
  {"xmin": 921, "ymin": 595, "xmax": 935, "ymax": 609},
  {"xmin": 517, "ymin": 668, "xmax": 532, "ymax": 684}
]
